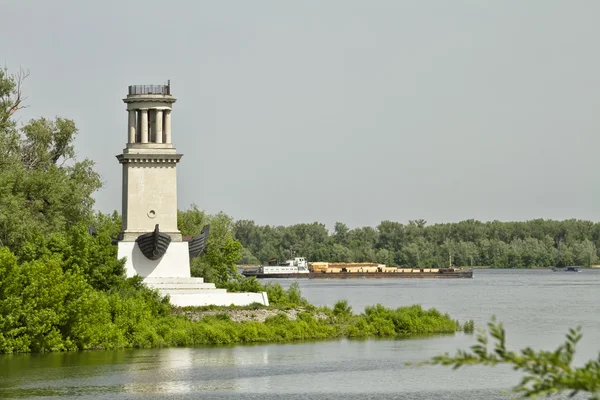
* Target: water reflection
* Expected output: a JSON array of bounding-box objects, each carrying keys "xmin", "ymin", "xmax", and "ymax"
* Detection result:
[
  {"xmin": 122, "ymin": 349, "xmax": 196, "ymax": 394},
  {"xmin": 117, "ymin": 346, "xmax": 279, "ymax": 395},
  {"xmin": 0, "ymin": 340, "xmax": 563, "ymax": 399}
]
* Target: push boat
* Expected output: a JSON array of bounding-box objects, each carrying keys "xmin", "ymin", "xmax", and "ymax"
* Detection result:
[
  {"xmin": 240, "ymin": 257, "xmax": 311, "ymax": 279},
  {"xmin": 240, "ymin": 258, "xmax": 473, "ymax": 279}
]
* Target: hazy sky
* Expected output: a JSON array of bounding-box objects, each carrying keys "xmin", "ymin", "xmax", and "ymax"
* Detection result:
[{"xmin": 2, "ymin": 0, "xmax": 600, "ymax": 229}]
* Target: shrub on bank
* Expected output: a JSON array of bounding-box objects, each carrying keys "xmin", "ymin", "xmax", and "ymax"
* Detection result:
[
  {"xmin": 338, "ymin": 303, "xmax": 463, "ymax": 338},
  {"xmin": 108, "ymin": 302, "xmax": 465, "ymax": 349}
]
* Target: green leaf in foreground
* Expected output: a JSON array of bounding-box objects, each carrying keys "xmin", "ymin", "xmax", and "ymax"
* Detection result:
[{"xmin": 415, "ymin": 317, "xmax": 600, "ymax": 399}]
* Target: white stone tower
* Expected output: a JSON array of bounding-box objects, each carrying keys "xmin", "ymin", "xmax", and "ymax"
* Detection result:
[
  {"xmin": 118, "ymin": 84, "xmax": 181, "ymax": 242},
  {"xmin": 116, "ymin": 83, "xmax": 192, "ymax": 278},
  {"xmin": 115, "ymin": 83, "xmax": 268, "ymax": 306}
]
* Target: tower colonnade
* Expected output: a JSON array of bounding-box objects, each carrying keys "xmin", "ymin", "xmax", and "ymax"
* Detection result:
[{"xmin": 127, "ymin": 108, "xmax": 172, "ymax": 144}]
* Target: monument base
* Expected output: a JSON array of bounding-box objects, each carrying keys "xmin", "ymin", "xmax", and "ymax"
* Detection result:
[
  {"xmin": 117, "ymin": 242, "xmax": 269, "ymax": 307},
  {"xmin": 143, "ymin": 277, "xmax": 269, "ymax": 307},
  {"xmin": 118, "ymin": 241, "xmax": 191, "ymax": 278}
]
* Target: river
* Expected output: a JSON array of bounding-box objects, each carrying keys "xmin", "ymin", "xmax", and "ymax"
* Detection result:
[{"xmin": 1, "ymin": 269, "xmax": 599, "ymax": 399}]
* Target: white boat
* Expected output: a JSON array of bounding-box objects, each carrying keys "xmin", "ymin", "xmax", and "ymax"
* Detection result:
[
  {"xmin": 243, "ymin": 257, "xmax": 310, "ymax": 277},
  {"xmin": 260, "ymin": 257, "xmax": 309, "ymax": 274}
]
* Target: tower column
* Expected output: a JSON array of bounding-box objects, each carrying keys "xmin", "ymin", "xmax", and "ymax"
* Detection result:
[
  {"xmin": 140, "ymin": 109, "xmax": 148, "ymax": 143},
  {"xmin": 149, "ymin": 110, "xmax": 155, "ymax": 142},
  {"xmin": 128, "ymin": 110, "xmax": 136, "ymax": 143},
  {"xmin": 164, "ymin": 110, "xmax": 172, "ymax": 143},
  {"xmin": 155, "ymin": 110, "xmax": 163, "ymax": 143},
  {"xmin": 136, "ymin": 110, "xmax": 141, "ymax": 142}
]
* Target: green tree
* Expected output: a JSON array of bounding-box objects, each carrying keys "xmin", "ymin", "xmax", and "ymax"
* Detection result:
[
  {"xmin": 178, "ymin": 205, "xmax": 243, "ymax": 284},
  {"xmin": 0, "ymin": 68, "xmax": 101, "ymax": 252},
  {"xmin": 556, "ymin": 243, "xmax": 575, "ymax": 268},
  {"xmin": 0, "ymin": 247, "xmax": 118, "ymax": 353},
  {"xmin": 573, "ymin": 239, "xmax": 597, "ymax": 267},
  {"xmin": 330, "ymin": 244, "xmax": 352, "ymax": 262},
  {"xmin": 376, "ymin": 248, "xmax": 394, "ymax": 266},
  {"xmin": 376, "ymin": 220, "xmax": 405, "ymax": 251},
  {"xmin": 332, "ymin": 222, "xmax": 350, "ymax": 245},
  {"xmin": 17, "ymin": 217, "xmax": 125, "ymax": 292},
  {"xmin": 404, "ymin": 237, "xmax": 436, "ymax": 267},
  {"xmin": 238, "ymin": 247, "xmax": 260, "ymax": 265}
]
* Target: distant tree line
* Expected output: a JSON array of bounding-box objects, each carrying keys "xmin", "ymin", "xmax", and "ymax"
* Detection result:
[{"xmin": 233, "ymin": 219, "xmax": 600, "ymax": 268}]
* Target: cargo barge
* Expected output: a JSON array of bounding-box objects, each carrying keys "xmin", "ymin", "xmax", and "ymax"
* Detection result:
[
  {"xmin": 244, "ymin": 270, "xmax": 472, "ymax": 279},
  {"xmin": 240, "ymin": 258, "xmax": 473, "ymax": 279}
]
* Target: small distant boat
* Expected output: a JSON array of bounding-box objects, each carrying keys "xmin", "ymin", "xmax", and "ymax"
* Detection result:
[
  {"xmin": 552, "ymin": 266, "xmax": 581, "ymax": 272},
  {"xmin": 136, "ymin": 224, "xmax": 172, "ymax": 260}
]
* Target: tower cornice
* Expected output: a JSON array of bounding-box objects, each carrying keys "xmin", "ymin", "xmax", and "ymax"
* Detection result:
[
  {"xmin": 123, "ymin": 96, "xmax": 177, "ymax": 104},
  {"xmin": 116, "ymin": 153, "xmax": 183, "ymax": 164}
]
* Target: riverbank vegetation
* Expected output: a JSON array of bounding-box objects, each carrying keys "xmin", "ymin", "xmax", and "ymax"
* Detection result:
[
  {"xmin": 0, "ymin": 235, "xmax": 471, "ymax": 353},
  {"xmin": 160, "ymin": 302, "xmax": 468, "ymax": 347},
  {"xmin": 0, "ymin": 67, "xmax": 472, "ymax": 354},
  {"xmin": 0, "ymin": 236, "xmax": 471, "ymax": 353}
]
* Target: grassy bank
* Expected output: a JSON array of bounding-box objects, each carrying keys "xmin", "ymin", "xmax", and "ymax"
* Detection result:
[
  {"xmin": 107, "ymin": 301, "xmax": 472, "ymax": 349},
  {"xmin": 160, "ymin": 301, "xmax": 473, "ymax": 347}
]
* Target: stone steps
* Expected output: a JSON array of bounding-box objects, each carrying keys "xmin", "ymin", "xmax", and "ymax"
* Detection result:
[
  {"xmin": 146, "ymin": 282, "xmax": 218, "ymax": 290},
  {"xmin": 140, "ymin": 275, "xmax": 269, "ymax": 307},
  {"xmin": 159, "ymin": 288, "xmax": 227, "ymax": 295},
  {"xmin": 143, "ymin": 276, "xmax": 226, "ymax": 296},
  {"xmin": 144, "ymin": 277, "xmax": 205, "ymax": 284},
  {"xmin": 143, "ymin": 277, "xmax": 216, "ymax": 290}
]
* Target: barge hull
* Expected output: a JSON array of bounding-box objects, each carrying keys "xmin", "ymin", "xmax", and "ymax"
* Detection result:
[{"xmin": 243, "ymin": 271, "xmax": 473, "ymax": 279}]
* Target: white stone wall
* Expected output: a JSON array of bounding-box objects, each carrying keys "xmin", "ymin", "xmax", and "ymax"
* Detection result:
[
  {"xmin": 122, "ymin": 163, "xmax": 179, "ymax": 236},
  {"xmin": 118, "ymin": 241, "xmax": 191, "ymax": 278}
]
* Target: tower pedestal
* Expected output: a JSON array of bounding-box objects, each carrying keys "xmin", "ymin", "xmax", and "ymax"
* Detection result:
[
  {"xmin": 117, "ymin": 241, "xmax": 269, "ymax": 306},
  {"xmin": 118, "ymin": 241, "xmax": 192, "ymax": 278}
]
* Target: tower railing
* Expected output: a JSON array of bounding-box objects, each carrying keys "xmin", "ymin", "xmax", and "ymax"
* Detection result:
[{"xmin": 128, "ymin": 85, "xmax": 170, "ymax": 95}]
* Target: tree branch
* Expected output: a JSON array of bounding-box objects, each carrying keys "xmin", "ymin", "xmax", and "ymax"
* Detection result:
[{"xmin": 6, "ymin": 67, "xmax": 30, "ymax": 118}]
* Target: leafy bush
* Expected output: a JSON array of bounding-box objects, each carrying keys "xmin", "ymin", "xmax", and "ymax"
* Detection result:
[
  {"xmin": 462, "ymin": 320, "xmax": 475, "ymax": 333},
  {"xmin": 217, "ymin": 276, "xmax": 265, "ymax": 293},
  {"xmin": 262, "ymin": 281, "xmax": 310, "ymax": 308},
  {"xmin": 333, "ymin": 300, "xmax": 353, "ymax": 319},
  {"xmin": 0, "ymin": 247, "xmax": 115, "ymax": 352},
  {"xmin": 18, "ymin": 219, "xmax": 125, "ymax": 292}
]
